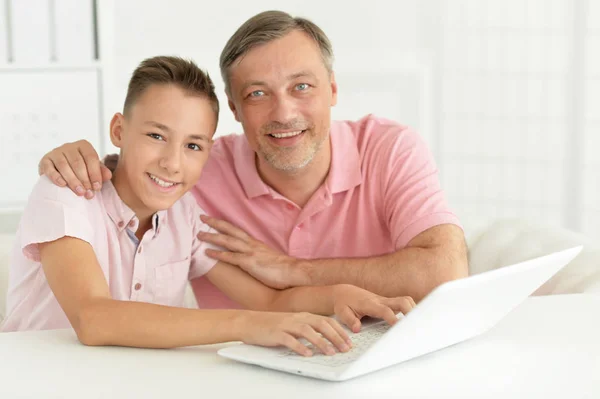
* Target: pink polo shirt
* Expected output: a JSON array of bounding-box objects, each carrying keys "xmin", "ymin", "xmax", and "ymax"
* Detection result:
[
  {"xmin": 191, "ymin": 114, "xmax": 461, "ymax": 308},
  {"xmin": 1, "ymin": 178, "xmax": 218, "ymax": 332}
]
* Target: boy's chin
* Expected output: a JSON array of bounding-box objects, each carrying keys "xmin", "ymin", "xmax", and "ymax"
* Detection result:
[{"xmin": 141, "ymin": 197, "xmax": 179, "ymax": 213}]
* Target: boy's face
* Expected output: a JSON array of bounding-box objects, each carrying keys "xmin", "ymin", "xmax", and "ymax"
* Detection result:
[{"xmin": 110, "ymin": 84, "xmax": 216, "ymax": 214}]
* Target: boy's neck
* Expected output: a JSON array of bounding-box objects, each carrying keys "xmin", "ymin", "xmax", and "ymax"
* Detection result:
[{"xmin": 111, "ymin": 167, "xmax": 154, "ymax": 240}]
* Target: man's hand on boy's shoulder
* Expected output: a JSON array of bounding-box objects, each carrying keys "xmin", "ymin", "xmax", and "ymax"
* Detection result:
[{"xmin": 38, "ymin": 139, "xmax": 112, "ymax": 199}]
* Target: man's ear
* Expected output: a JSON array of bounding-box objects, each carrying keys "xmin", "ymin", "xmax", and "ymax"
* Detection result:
[
  {"xmin": 330, "ymin": 72, "xmax": 338, "ymax": 107},
  {"xmin": 109, "ymin": 113, "xmax": 125, "ymax": 148},
  {"xmin": 227, "ymin": 93, "xmax": 241, "ymax": 122}
]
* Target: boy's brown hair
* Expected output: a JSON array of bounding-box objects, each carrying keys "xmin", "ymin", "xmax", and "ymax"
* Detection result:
[{"xmin": 123, "ymin": 56, "xmax": 219, "ymax": 121}]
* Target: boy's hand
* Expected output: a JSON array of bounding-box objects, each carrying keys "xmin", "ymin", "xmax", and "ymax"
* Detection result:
[
  {"xmin": 237, "ymin": 311, "xmax": 352, "ymax": 357},
  {"xmin": 38, "ymin": 140, "xmax": 112, "ymax": 199},
  {"xmin": 332, "ymin": 285, "xmax": 416, "ymax": 333}
]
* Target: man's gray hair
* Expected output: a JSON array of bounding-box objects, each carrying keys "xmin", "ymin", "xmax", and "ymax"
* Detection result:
[{"xmin": 219, "ymin": 10, "xmax": 334, "ymax": 94}]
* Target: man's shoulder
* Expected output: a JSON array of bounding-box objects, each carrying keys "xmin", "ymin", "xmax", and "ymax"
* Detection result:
[{"xmin": 333, "ymin": 114, "xmax": 419, "ymax": 155}]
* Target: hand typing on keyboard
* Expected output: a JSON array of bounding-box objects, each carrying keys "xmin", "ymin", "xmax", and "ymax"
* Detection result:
[
  {"xmin": 330, "ymin": 284, "xmax": 415, "ymax": 333},
  {"xmin": 280, "ymin": 318, "xmax": 397, "ymax": 366}
]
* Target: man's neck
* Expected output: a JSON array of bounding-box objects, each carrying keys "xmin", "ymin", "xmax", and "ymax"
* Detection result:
[
  {"xmin": 111, "ymin": 167, "xmax": 154, "ymax": 239},
  {"xmin": 256, "ymin": 140, "xmax": 331, "ymax": 208}
]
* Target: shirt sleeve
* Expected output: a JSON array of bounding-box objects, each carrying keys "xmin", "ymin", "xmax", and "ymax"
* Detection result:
[
  {"xmin": 19, "ymin": 176, "xmax": 96, "ymax": 262},
  {"xmin": 381, "ymin": 127, "xmax": 462, "ymax": 249},
  {"xmin": 188, "ymin": 204, "xmax": 221, "ymax": 280}
]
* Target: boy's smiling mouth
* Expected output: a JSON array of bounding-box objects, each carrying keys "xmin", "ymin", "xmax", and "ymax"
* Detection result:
[{"xmin": 147, "ymin": 173, "xmax": 180, "ymax": 189}]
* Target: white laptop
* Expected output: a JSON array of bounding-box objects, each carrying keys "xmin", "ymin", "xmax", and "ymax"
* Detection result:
[{"xmin": 218, "ymin": 246, "xmax": 583, "ymax": 381}]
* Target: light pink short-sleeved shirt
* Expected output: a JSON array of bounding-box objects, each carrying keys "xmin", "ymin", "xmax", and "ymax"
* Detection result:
[
  {"xmin": 1, "ymin": 178, "xmax": 218, "ymax": 332},
  {"xmin": 190, "ymin": 114, "xmax": 462, "ymax": 308}
]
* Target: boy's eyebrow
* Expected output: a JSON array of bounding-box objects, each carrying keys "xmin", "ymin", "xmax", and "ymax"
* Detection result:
[{"xmin": 144, "ymin": 121, "xmax": 211, "ymax": 142}]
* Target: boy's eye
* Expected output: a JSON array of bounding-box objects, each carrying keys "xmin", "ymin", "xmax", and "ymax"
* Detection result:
[
  {"xmin": 147, "ymin": 133, "xmax": 164, "ymax": 141},
  {"xmin": 187, "ymin": 143, "xmax": 203, "ymax": 151}
]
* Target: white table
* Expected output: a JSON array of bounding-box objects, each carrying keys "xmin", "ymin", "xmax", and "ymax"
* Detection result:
[{"xmin": 1, "ymin": 294, "xmax": 599, "ymax": 399}]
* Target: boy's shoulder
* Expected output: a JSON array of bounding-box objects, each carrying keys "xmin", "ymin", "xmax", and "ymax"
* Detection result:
[{"xmin": 28, "ymin": 176, "xmax": 104, "ymax": 213}]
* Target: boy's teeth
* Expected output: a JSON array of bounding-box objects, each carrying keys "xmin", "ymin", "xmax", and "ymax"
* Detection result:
[
  {"xmin": 149, "ymin": 174, "xmax": 176, "ymax": 188},
  {"xmin": 270, "ymin": 130, "xmax": 303, "ymax": 138}
]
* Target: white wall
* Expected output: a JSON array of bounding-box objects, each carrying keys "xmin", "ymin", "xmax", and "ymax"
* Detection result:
[
  {"xmin": 102, "ymin": 0, "xmax": 424, "ymax": 146},
  {"xmin": 1, "ymin": 0, "xmax": 599, "ymax": 241}
]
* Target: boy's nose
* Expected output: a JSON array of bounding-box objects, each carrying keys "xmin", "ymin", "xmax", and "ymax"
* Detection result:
[{"xmin": 158, "ymin": 149, "xmax": 182, "ymax": 173}]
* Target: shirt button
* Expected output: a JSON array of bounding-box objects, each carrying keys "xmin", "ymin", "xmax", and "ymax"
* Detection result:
[
  {"xmin": 286, "ymin": 203, "xmax": 295, "ymax": 210},
  {"xmin": 134, "ymin": 283, "xmax": 142, "ymax": 291},
  {"xmin": 128, "ymin": 220, "xmax": 135, "ymax": 228},
  {"xmin": 117, "ymin": 221, "xmax": 124, "ymax": 228},
  {"xmin": 138, "ymin": 246, "xmax": 143, "ymax": 254},
  {"xmin": 297, "ymin": 223, "xmax": 304, "ymax": 229}
]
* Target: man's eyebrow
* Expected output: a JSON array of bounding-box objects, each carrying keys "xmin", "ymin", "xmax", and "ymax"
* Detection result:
[
  {"xmin": 239, "ymin": 71, "xmax": 318, "ymax": 93},
  {"xmin": 287, "ymin": 71, "xmax": 317, "ymax": 80},
  {"xmin": 240, "ymin": 80, "xmax": 267, "ymax": 93},
  {"xmin": 144, "ymin": 121, "xmax": 210, "ymax": 142}
]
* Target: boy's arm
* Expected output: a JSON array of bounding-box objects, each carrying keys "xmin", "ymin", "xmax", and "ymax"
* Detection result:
[
  {"xmin": 204, "ymin": 262, "xmax": 415, "ymax": 333},
  {"xmin": 40, "ymin": 237, "xmax": 240, "ymax": 347},
  {"xmin": 39, "ymin": 237, "xmax": 350, "ymax": 355}
]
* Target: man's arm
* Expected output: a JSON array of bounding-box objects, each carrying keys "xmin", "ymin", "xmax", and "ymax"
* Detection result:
[
  {"xmin": 296, "ymin": 224, "xmax": 468, "ymax": 301},
  {"xmin": 199, "ymin": 217, "xmax": 467, "ymax": 301}
]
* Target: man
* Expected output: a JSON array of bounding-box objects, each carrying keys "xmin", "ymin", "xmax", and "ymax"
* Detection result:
[{"xmin": 38, "ymin": 10, "xmax": 468, "ymax": 308}]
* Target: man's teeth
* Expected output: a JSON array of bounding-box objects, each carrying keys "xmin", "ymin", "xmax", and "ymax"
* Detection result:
[
  {"xmin": 270, "ymin": 130, "xmax": 303, "ymax": 138},
  {"xmin": 149, "ymin": 174, "xmax": 177, "ymax": 188}
]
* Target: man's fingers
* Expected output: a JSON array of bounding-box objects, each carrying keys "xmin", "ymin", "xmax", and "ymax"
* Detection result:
[
  {"xmin": 66, "ymin": 150, "xmax": 93, "ymax": 194},
  {"xmin": 199, "ymin": 215, "xmax": 250, "ymax": 240},
  {"xmin": 39, "ymin": 158, "xmax": 67, "ymax": 187},
  {"xmin": 198, "ymin": 232, "xmax": 250, "ymax": 253},
  {"xmin": 100, "ymin": 164, "xmax": 113, "ymax": 182},
  {"xmin": 204, "ymin": 249, "xmax": 247, "ymax": 267},
  {"xmin": 54, "ymin": 154, "xmax": 86, "ymax": 196},
  {"xmin": 83, "ymin": 157, "xmax": 105, "ymax": 191},
  {"xmin": 336, "ymin": 306, "xmax": 362, "ymax": 333}
]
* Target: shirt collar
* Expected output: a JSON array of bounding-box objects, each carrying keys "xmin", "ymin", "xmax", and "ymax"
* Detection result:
[
  {"xmin": 233, "ymin": 137, "xmax": 271, "ymax": 199},
  {"xmin": 326, "ymin": 121, "xmax": 363, "ymax": 194},
  {"xmin": 233, "ymin": 122, "xmax": 363, "ymax": 199},
  {"xmin": 102, "ymin": 180, "xmax": 166, "ymax": 234}
]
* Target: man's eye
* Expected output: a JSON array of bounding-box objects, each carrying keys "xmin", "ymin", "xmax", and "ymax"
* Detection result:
[
  {"xmin": 147, "ymin": 133, "xmax": 164, "ymax": 140},
  {"xmin": 187, "ymin": 143, "xmax": 202, "ymax": 151},
  {"xmin": 295, "ymin": 83, "xmax": 309, "ymax": 91},
  {"xmin": 249, "ymin": 90, "xmax": 265, "ymax": 97}
]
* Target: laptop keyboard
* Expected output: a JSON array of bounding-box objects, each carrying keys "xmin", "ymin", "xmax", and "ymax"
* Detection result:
[{"xmin": 278, "ymin": 322, "xmax": 391, "ymax": 367}]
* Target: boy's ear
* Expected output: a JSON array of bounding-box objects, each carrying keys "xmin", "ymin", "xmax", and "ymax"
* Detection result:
[{"xmin": 109, "ymin": 113, "xmax": 125, "ymax": 148}]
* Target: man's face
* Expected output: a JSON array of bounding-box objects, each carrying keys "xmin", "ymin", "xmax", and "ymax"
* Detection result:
[
  {"xmin": 111, "ymin": 84, "xmax": 216, "ymax": 213},
  {"xmin": 227, "ymin": 30, "xmax": 338, "ymax": 174}
]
